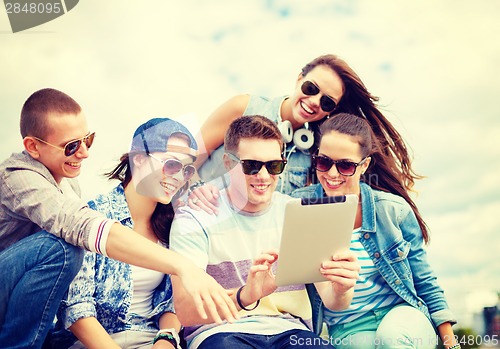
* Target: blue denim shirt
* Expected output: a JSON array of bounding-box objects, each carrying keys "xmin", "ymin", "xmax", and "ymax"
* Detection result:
[
  {"xmin": 197, "ymin": 95, "xmax": 312, "ymax": 195},
  {"xmin": 51, "ymin": 184, "xmax": 174, "ymax": 345},
  {"xmin": 292, "ymin": 182, "xmax": 456, "ymax": 335}
]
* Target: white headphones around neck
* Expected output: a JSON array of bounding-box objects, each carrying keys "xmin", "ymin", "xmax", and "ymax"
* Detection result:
[{"xmin": 277, "ymin": 119, "xmax": 314, "ymax": 152}]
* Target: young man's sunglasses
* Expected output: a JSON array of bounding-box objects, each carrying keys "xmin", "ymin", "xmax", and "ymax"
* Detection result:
[
  {"xmin": 312, "ymin": 154, "xmax": 367, "ymax": 177},
  {"xmin": 227, "ymin": 153, "xmax": 287, "ymax": 175},
  {"xmin": 33, "ymin": 132, "xmax": 96, "ymax": 157},
  {"xmin": 301, "ymin": 80, "xmax": 337, "ymax": 113},
  {"xmin": 148, "ymin": 154, "xmax": 196, "ymax": 180}
]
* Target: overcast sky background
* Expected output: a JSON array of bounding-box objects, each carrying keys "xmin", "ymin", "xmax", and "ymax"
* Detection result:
[{"xmin": 1, "ymin": 0, "xmax": 499, "ymax": 331}]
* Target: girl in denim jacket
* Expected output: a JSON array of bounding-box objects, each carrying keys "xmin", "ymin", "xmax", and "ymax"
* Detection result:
[
  {"xmin": 293, "ymin": 113, "xmax": 460, "ymax": 349},
  {"xmin": 49, "ymin": 118, "xmax": 198, "ymax": 349}
]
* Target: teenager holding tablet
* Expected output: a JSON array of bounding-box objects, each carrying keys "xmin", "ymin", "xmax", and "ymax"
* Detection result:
[
  {"xmin": 170, "ymin": 115, "xmax": 360, "ymax": 349},
  {"xmin": 293, "ymin": 113, "xmax": 460, "ymax": 349}
]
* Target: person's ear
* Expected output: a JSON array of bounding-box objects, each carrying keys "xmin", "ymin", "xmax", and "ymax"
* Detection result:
[
  {"xmin": 132, "ymin": 153, "xmax": 148, "ymax": 167},
  {"xmin": 23, "ymin": 137, "xmax": 41, "ymax": 159},
  {"xmin": 223, "ymin": 153, "xmax": 235, "ymax": 171},
  {"xmin": 360, "ymin": 156, "xmax": 372, "ymax": 175}
]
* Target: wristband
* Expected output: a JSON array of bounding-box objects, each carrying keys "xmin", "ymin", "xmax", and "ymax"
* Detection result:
[
  {"xmin": 236, "ymin": 285, "xmax": 260, "ymax": 311},
  {"xmin": 153, "ymin": 328, "xmax": 181, "ymax": 349},
  {"xmin": 188, "ymin": 179, "xmax": 205, "ymax": 194}
]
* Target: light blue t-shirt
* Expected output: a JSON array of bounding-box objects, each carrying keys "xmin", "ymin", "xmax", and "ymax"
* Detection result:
[
  {"xmin": 323, "ymin": 228, "xmax": 403, "ymax": 325},
  {"xmin": 170, "ymin": 190, "xmax": 312, "ymax": 349}
]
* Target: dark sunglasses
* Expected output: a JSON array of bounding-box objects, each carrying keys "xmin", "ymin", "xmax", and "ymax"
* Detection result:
[
  {"xmin": 301, "ymin": 80, "xmax": 337, "ymax": 113},
  {"xmin": 227, "ymin": 153, "xmax": 287, "ymax": 175},
  {"xmin": 312, "ymin": 154, "xmax": 367, "ymax": 176},
  {"xmin": 148, "ymin": 154, "xmax": 196, "ymax": 180},
  {"xmin": 34, "ymin": 132, "xmax": 95, "ymax": 157}
]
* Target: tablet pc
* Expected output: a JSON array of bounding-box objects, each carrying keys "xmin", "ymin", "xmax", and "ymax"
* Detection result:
[{"xmin": 275, "ymin": 194, "xmax": 358, "ymax": 287}]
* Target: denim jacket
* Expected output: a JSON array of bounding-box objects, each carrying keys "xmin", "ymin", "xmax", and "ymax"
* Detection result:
[
  {"xmin": 292, "ymin": 182, "xmax": 456, "ymax": 335},
  {"xmin": 51, "ymin": 184, "xmax": 174, "ymax": 345}
]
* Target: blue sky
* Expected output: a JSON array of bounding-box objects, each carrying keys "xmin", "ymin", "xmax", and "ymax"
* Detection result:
[{"xmin": 1, "ymin": 0, "xmax": 499, "ymax": 330}]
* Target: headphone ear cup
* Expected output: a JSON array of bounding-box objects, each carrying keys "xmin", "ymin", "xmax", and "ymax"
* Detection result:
[
  {"xmin": 293, "ymin": 127, "xmax": 314, "ymax": 151},
  {"xmin": 277, "ymin": 120, "xmax": 293, "ymax": 144}
]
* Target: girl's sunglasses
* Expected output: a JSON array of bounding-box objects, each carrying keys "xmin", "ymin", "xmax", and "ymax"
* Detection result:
[
  {"xmin": 227, "ymin": 153, "xmax": 287, "ymax": 175},
  {"xmin": 148, "ymin": 154, "xmax": 196, "ymax": 180},
  {"xmin": 301, "ymin": 80, "xmax": 337, "ymax": 113},
  {"xmin": 33, "ymin": 132, "xmax": 95, "ymax": 157},
  {"xmin": 312, "ymin": 154, "xmax": 367, "ymax": 176}
]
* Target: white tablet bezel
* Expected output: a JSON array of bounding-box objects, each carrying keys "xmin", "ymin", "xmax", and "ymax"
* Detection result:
[{"xmin": 274, "ymin": 194, "xmax": 358, "ymax": 287}]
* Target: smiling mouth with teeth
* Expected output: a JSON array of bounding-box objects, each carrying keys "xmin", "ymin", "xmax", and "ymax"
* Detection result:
[
  {"xmin": 300, "ymin": 101, "xmax": 314, "ymax": 114},
  {"xmin": 326, "ymin": 178, "xmax": 344, "ymax": 186},
  {"xmin": 160, "ymin": 182, "xmax": 178, "ymax": 192}
]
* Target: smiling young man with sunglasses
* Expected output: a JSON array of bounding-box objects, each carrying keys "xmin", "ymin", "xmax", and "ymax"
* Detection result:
[
  {"xmin": 169, "ymin": 115, "xmax": 359, "ymax": 349},
  {"xmin": 0, "ymin": 88, "xmax": 239, "ymax": 348},
  {"xmin": 32, "ymin": 131, "xmax": 96, "ymax": 157}
]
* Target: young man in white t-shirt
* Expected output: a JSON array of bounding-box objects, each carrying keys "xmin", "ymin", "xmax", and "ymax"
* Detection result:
[{"xmin": 170, "ymin": 115, "xmax": 360, "ymax": 349}]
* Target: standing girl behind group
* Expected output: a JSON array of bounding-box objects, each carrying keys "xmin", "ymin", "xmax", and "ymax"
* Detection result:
[
  {"xmin": 49, "ymin": 118, "xmax": 198, "ymax": 349},
  {"xmin": 189, "ymin": 54, "xmax": 419, "ymax": 213},
  {"xmin": 293, "ymin": 113, "xmax": 459, "ymax": 349}
]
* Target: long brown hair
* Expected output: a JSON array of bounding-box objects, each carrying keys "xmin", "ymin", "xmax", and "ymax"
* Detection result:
[
  {"xmin": 319, "ymin": 113, "xmax": 429, "ymax": 243},
  {"xmin": 104, "ymin": 153, "xmax": 187, "ymax": 245},
  {"xmin": 302, "ymin": 54, "xmax": 422, "ymax": 196}
]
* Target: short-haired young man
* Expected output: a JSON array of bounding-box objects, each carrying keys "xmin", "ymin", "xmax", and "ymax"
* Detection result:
[
  {"xmin": 0, "ymin": 88, "xmax": 238, "ymax": 348},
  {"xmin": 170, "ymin": 115, "xmax": 359, "ymax": 349}
]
